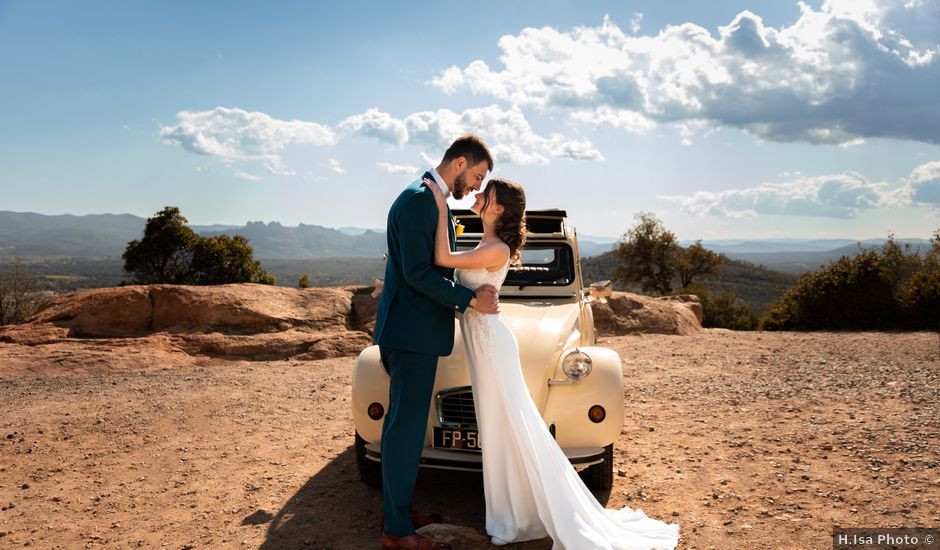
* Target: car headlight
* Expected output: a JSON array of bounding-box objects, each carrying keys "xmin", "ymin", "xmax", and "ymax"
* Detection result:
[{"xmin": 562, "ymin": 349, "xmax": 592, "ymax": 380}]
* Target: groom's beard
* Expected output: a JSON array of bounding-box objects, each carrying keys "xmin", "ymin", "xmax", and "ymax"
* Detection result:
[{"xmin": 453, "ymin": 171, "xmax": 468, "ymax": 200}]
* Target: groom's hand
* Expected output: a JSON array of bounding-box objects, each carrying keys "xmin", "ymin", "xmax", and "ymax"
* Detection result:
[{"xmin": 470, "ymin": 284, "xmax": 499, "ymax": 314}]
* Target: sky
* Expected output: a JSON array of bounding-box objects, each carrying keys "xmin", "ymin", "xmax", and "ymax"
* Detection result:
[{"xmin": 1, "ymin": 0, "xmax": 939, "ymax": 240}]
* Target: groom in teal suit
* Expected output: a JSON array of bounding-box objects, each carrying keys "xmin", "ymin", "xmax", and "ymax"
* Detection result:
[{"xmin": 375, "ymin": 134, "xmax": 498, "ymax": 550}]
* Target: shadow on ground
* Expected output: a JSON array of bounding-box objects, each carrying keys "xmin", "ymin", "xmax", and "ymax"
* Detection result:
[{"xmin": 258, "ymin": 445, "xmax": 611, "ymax": 549}]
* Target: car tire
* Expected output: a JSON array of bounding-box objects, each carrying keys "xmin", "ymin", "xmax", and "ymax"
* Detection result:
[
  {"xmin": 355, "ymin": 431, "xmax": 382, "ymax": 487},
  {"xmin": 581, "ymin": 443, "xmax": 614, "ymax": 491}
]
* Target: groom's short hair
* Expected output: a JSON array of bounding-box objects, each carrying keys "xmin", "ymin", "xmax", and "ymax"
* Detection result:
[{"xmin": 443, "ymin": 134, "xmax": 494, "ymax": 171}]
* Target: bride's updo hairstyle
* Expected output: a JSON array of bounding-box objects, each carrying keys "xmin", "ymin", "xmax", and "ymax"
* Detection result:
[{"xmin": 482, "ymin": 178, "xmax": 527, "ymax": 265}]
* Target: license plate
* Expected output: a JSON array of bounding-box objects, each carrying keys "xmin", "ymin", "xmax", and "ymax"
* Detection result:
[{"xmin": 433, "ymin": 427, "xmax": 482, "ymax": 450}]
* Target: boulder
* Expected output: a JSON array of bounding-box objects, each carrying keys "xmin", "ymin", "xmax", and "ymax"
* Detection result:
[
  {"xmin": 591, "ymin": 291, "xmax": 703, "ymax": 336},
  {"xmin": 0, "ymin": 283, "xmax": 378, "ymax": 364}
]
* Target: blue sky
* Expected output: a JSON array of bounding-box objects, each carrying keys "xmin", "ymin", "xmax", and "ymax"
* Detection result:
[{"xmin": 1, "ymin": 0, "xmax": 939, "ymax": 240}]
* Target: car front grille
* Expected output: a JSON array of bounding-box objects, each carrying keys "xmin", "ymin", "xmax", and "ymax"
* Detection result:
[{"xmin": 437, "ymin": 386, "xmax": 477, "ymax": 428}]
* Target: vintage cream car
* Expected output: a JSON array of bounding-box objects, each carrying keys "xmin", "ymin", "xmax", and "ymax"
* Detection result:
[{"xmin": 352, "ymin": 209, "xmax": 622, "ymax": 490}]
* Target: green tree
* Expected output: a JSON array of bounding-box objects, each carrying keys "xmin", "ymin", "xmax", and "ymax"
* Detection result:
[
  {"xmin": 123, "ymin": 206, "xmax": 198, "ymax": 284},
  {"xmin": 123, "ymin": 206, "xmax": 274, "ymax": 286},
  {"xmin": 676, "ymin": 240, "xmax": 724, "ymax": 288},
  {"xmin": 190, "ymin": 234, "xmax": 275, "ymax": 285},
  {"xmin": 614, "ymin": 212, "xmax": 679, "ymax": 295},
  {"xmin": 298, "ymin": 273, "xmax": 310, "ymax": 288}
]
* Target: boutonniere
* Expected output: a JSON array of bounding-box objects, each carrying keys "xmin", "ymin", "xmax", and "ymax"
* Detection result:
[{"xmin": 451, "ymin": 214, "xmax": 465, "ymax": 236}]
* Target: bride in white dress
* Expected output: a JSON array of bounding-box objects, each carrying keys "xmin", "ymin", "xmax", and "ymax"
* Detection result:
[{"xmin": 423, "ymin": 177, "xmax": 680, "ymax": 550}]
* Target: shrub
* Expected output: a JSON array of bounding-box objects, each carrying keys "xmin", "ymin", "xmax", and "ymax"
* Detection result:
[
  {"xmin": 0, "ymin": 259, "xmax": 47, "ymax": 325},
  {"xmin": 682, "ymin": 284, "xmax": 757, "ymax": 330},
  {"xmin": 759, "ymin": 237, "xmax": 918, "ymax": 330}
]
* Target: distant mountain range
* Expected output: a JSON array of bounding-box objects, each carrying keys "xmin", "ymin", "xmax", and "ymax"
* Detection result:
[
  {"xmin": 684, "ymin": 238, "xmax": 932, "ymax": 274},
  {"xmin": 0, "ymin": 211, "xmax": 387, "ymax": 259},
  {"xmin": 0, "ymin": 211, "xmax": 931, "ymax": 273}
]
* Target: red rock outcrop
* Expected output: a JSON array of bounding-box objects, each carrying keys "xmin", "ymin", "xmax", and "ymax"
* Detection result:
[
  {"xmin": 0, "ymin": 284, "xmax": 701, "ymax": 374},
  {"xmin": 591, "ymin": 291, "xmax": 703, "ymax": 336},
  {"xmin": 0, "ymin": 284, "xmax": 376, "ymax": 366}
]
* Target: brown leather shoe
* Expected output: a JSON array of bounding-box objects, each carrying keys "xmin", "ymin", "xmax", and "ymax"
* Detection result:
[
  {"xmin": 381, "ymin": 532, "xmax": 452, "ymax": 550},
  {"xmin": 409, "ymin": 509, "xmax": 443, "ymax": 528}
]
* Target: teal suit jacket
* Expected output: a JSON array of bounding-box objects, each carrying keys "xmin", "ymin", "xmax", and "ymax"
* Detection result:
[{"xmin": 373, "ymin": 172, "xmax": 476, "ymax": 356}]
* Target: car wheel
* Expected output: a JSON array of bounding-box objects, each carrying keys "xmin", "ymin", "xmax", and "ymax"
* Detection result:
[
  {"xmin": 355, "ymin": 431, "xmax": 382, "ymax": 487},
  {"xmin": 581, "ymin": 443, "xmax": 613, "ymax": 491}
]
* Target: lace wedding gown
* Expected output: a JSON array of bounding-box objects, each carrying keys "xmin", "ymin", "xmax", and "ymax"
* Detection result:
[{"xmin": 457, "ymin": 260, "xmax": 680, "ymax": 550}]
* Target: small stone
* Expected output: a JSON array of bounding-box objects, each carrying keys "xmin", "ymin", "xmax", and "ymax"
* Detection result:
[
  {"xmin": 20, "ymin": 483, "xmax": 29, "ymax": 490},
  {"xmin": 617, "ymin": 469, "xmax": 627, "ymax": 477}
]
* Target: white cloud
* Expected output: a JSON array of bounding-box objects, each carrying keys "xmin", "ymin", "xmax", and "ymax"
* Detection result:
[
  {"xmin": 419, "ymin": 151, "xmax": 436, "ymax": 166},
  {"xmin": 630, "ymin": 12, "xmax": 644, "ymax": 34},
  {"xmin": 339, "ymin": 108, "xmax": 408, "ymax": 147},
  {"xmin": 233, "ymin": 170, "xmax": 263, "ymax": 182},
  {"xmin": 431, "ymin": 3, "xmax": 940, "ymax": 145},
  {"xmin": 571, "ymin": 106, "xmax": 655, "ymax": 135},
  {"xmin": 327, "ymin": 158, "xmax": 346, "ymax": 174},
  {"xmin": 908, "ymin": 160, "xmax": 940, "ymax": 206},
  {"xmin": 661, "ymin": 172, "xmax": 910, "ymax": 218},
  {"xmin": 377, "ymin": 161, "xmax": 419, "ymax": 175},
  {"xmin": 344, "ymin": 104, "xmax": 603, "ymax": 165},
  {"xmin": 160, "ymin": 107, "xmax": 335, "ymax": 175}
]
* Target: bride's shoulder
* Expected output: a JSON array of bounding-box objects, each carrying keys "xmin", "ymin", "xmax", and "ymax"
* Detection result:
[
  {"xmin": 479, "ymin": 239, "xmax": 511, "ymax": 269},
  {"xmin": 478, "ymin": 239, "xmax": 509, "ymax": 255}
]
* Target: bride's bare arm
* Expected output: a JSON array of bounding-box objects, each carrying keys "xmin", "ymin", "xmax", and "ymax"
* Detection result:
[{"xmin": 423, "ymin": 178, "xmax": 509, "ymax": 270}]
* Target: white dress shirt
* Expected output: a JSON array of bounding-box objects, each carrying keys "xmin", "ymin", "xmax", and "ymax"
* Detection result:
[{"xmin": 428, "ymin": 167, "xmax": 451, "ymax": 199}]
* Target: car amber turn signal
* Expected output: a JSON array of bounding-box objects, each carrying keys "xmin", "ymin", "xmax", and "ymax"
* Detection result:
[
  {"xmin": 368, "ymin": 402, "xmax": 385, "ymax": 420},
  {"xmin": 588, "ymin": 405, "xmax": 606, "ymax": 423}
]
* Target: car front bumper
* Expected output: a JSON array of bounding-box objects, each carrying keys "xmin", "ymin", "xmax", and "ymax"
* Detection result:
[{"xmin": 363, "ymin": 443, "xmax": 607, "ymax": 472}]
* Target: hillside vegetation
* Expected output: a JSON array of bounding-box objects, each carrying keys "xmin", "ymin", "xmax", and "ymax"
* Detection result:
[{"xmin": 582, "ymin": 251, "xmax": 795, "ymax": 315}]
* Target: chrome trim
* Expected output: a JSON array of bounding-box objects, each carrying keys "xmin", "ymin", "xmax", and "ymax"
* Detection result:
[{"xmin": 436, "ymin": 386, "xmax": 478, "ymax": 429}]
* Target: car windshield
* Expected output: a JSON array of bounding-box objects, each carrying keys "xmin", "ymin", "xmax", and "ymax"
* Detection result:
[{"xmin": 456, "ymin": 243, "xmax": 575, "ymax": 287}]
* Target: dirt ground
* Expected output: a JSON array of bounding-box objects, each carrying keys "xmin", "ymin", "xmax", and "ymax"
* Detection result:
[{"xmin": 1, "ymin": 330, "xmax": 938, "ymax": 549}]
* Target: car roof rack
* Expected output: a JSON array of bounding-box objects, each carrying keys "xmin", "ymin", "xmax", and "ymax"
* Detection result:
[{"xmin": 453, "ymin": 209, "xmax": 569, "ymax": 237}]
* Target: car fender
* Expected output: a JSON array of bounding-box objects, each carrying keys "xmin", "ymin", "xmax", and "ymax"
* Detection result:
[
  {"xmin": 542, "ymin": 346, "xmax": 624, "ymax": 449},
  {"xmin": 351, "ymin": 345, "xmax": 390, "ymax": 443}
]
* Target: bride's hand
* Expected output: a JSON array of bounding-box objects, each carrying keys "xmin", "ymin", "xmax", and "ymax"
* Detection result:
[{"xmin": 422, "ymin": 177, "xmax": 447, "ymax": 211}]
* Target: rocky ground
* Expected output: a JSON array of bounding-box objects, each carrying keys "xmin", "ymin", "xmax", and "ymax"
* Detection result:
[{"xmin": 1, "ymin": 330, "xmax": 938, "ymax": 549}]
